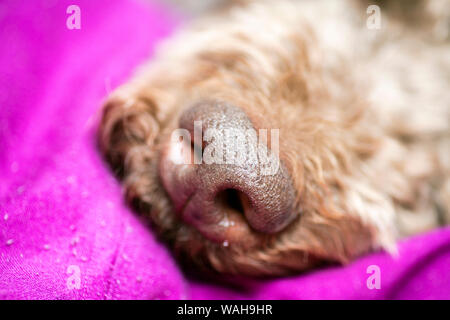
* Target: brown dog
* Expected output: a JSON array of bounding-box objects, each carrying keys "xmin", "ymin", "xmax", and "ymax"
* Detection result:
[{"xmin": 99, "ymin": 0, "xmax": 450, "ymax": 276}]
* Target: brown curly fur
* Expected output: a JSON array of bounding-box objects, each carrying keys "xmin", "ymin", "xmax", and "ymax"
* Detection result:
[{"xmin": 98, "ymin": 0, "xmax": 450, "ymax": 277}]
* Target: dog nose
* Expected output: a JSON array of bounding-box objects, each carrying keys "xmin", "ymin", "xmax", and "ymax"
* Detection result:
[{"xmin": 161, "ymin": 100, "xmax": 297, "ymax": 241}]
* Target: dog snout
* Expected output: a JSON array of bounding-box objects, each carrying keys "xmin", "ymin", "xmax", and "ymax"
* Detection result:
[{"xmin": 160, "ymin": 100, "xmax": 297, "ymax": 242}]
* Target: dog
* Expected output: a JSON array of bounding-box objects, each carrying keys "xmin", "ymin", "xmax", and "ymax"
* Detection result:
[{"xmin": 99, "ymin": 0, "xmax": 450, "ymax": 277}]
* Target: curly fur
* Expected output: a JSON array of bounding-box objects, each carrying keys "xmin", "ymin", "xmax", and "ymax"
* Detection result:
[{"xmin": 98, "ymin": 0, "xmax": 450, "ymax": 276}]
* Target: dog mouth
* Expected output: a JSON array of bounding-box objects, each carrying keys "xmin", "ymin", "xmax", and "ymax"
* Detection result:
[{"xmin": 158, "ymin": 100, "xmax": 298, "ymax": 245}]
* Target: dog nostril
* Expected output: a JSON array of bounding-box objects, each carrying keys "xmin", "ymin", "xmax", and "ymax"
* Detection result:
[{"xmin": 214, "ymin": 189, "xmax": 249, "ymax": 217}]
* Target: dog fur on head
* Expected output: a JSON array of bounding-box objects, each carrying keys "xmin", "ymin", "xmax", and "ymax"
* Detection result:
[{"xmin": 99, "ymin": 0, "xmax": 450, "ymax": 277}]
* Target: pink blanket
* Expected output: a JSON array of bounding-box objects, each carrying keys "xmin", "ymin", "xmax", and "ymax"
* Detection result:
[{"xmin": 1, "ymin": 0, "xmax": 449, "ymax": 300}]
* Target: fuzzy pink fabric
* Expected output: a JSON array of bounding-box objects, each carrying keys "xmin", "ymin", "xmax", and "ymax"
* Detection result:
[{"xmin": 0, "ymin": 0, "xmax": 449, "ymax": 300}]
